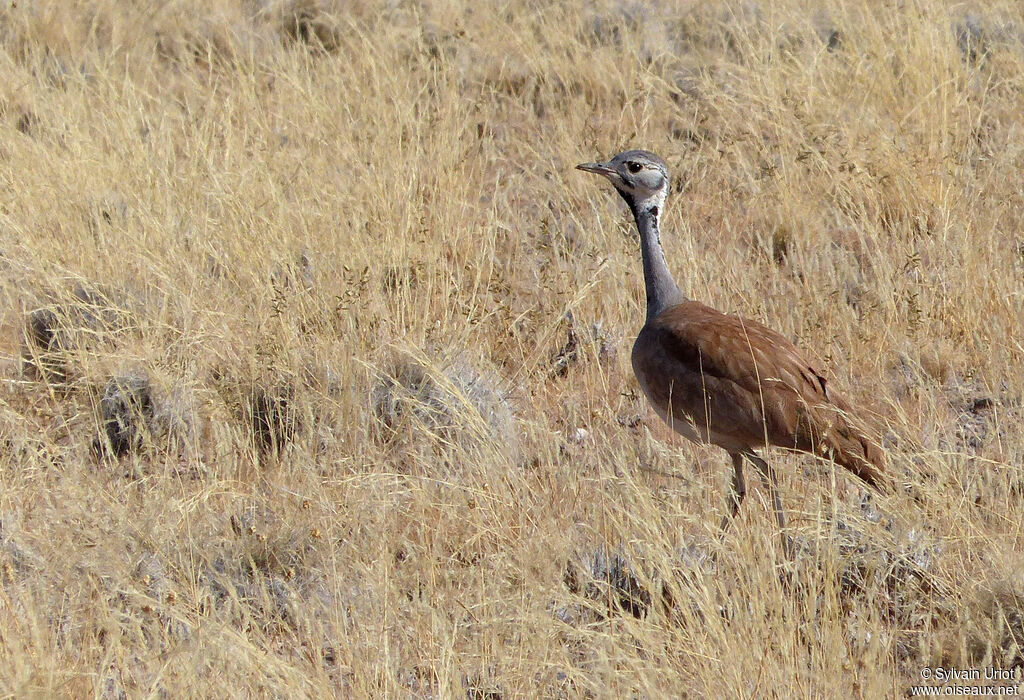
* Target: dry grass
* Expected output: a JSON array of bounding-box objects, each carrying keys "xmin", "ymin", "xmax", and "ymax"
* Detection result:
[{"xmin": 0, "ymin": 0, "xmax": 1022, "ymax": 696}]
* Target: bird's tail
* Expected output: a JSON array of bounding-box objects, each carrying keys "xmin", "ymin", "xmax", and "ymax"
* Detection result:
[{"xmin": 817, "ymin": 406, "xmax": 887, "ymax": 490}]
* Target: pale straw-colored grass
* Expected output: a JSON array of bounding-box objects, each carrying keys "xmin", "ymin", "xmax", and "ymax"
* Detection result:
[{"xmin": 0, "ymin": 0, "xmax": 1022, "ymax": 696}]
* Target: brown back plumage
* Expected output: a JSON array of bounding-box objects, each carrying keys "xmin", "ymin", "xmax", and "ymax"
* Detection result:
[{"xmin": 632, "ymin": 300, "xmax": 886, "ymax": 488}]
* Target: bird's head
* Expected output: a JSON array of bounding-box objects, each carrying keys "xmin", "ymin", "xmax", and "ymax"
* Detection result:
[{"xmin": 576, "ymin": 149, "xmax": 670, "ymax": 215}]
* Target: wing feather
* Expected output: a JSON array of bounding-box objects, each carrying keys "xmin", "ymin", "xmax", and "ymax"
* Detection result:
[{"xmin": 632, "ymin": 301, "xmax": 884, "ymax": 486}]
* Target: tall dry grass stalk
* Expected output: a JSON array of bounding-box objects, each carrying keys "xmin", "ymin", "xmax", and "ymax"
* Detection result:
[{"xmin": 0, "ymin": 0, "xmax": 1022, "ymax": 695}]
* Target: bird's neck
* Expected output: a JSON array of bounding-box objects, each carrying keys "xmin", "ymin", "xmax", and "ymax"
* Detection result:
[{"xmin": 629, "ymin": 195, "xmax": 685, "ymax": 321}]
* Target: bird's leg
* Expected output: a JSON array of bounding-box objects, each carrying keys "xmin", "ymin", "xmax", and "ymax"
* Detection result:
[
  {"xmin": 718, "ymin": 453, "xmax": 746, "ymax": 532},
  {"xmin": 744, "ymin": 452, "xmax": 794, "ymax": 558}
]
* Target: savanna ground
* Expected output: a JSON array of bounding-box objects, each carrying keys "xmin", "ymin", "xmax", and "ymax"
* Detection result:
[{"xmin": 0, "ymin": 0, "xmax": 1022, "ymax": 696}]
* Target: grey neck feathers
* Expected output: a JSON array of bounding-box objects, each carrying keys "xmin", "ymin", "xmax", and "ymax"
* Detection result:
[{"xmin": 627, "ymin": 194, "xmax": 686, "ymax": 321}]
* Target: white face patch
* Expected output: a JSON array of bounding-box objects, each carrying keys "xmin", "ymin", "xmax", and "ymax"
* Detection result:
[{"xmin": 620, "ymin": 178, "xmax": 667, "ymax": 216}]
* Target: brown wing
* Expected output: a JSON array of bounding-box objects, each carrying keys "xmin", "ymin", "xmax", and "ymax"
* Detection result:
[{"xmin": 632, "ymin": 300, "xmax": 884, "ymax": 487}]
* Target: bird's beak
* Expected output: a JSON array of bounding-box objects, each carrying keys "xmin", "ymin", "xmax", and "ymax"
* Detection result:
[{"xmin": 576, "ymin": 161, "xmax": 617, "ymax": 178}]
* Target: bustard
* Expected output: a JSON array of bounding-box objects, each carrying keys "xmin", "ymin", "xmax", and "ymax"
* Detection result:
[{"xmin": 577, "ymin": 149, "xmax": 885, "ymax": 553}]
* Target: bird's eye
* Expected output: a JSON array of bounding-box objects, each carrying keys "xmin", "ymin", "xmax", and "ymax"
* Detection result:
[{"xmin": 626, "ymin": 161, "xmax": 643, "ymax": 174}]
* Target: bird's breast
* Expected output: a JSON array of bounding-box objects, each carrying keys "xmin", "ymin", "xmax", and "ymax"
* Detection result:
[{"xmin": 630, "ymin": 334, "xmax": 705, "ymax": 444}]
